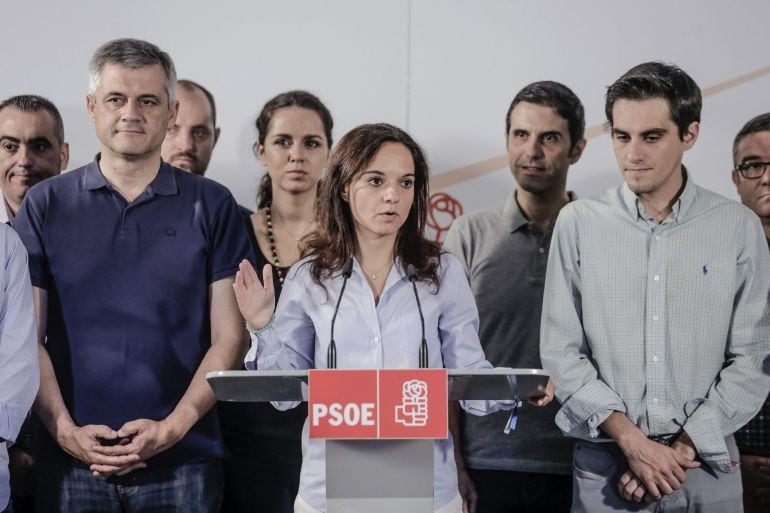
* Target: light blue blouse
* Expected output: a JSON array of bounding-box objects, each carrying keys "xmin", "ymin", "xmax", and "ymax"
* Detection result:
[{"xmin": 246, "ymin": 252, "xmax": 503, "ymax": 511}]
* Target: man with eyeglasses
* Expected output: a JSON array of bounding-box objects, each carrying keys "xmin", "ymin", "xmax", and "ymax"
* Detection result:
[{"xmin": 731, "ymin": 112, "xmax": 770, "ymax": 513}]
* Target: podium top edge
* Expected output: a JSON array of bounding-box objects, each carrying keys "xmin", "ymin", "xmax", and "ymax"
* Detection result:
[
  {"xmin": 206, "ymin": 368, "xmax": 548, "ymax": 379},
  {"xmin": 206, "ymin": 370, "xmax": 309, "ymax": 378}
]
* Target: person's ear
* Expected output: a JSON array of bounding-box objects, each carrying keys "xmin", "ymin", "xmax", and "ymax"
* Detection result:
[{"xmin": 568, "ymin": 138, "xmax": 587, "ymax": 164}]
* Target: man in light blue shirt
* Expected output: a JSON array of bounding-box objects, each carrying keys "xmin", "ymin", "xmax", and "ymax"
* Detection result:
[
  {"xmin": 0, "ymin": 224, "xmax": 39, "ymax": 512},
  {"xmin": 541, "ymin": 62, "xmax": 770, "ymax": 512},
  {"xmin": 0, "ymin": 93, "xmax": 68, "ymax": 513}
]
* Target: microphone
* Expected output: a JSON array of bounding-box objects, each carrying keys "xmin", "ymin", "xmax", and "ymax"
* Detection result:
[
  {"xmin": 406, "ymin": 264, "xmax": 428, "ymax": 368},
  {"xmin": 328, "ymin": 258, "xmax": 354, "ymax": 369}
]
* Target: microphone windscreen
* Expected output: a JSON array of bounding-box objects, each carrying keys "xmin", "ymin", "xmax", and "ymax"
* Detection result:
[{"xmin": 406, "ymin": 264, "xmax": 418, "ymax": 280}]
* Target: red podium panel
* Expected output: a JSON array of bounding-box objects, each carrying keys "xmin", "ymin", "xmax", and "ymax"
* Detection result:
[
  {"xmin": 379, "ymin": 369, "xmax": 447, "ymax": 439},
  {"xmin": 308, "ymin": 369, "xmax": 448, "ymax": 440},
  {"xmin": 308, "ymin": 370, "xmax": 378, "ymax": 439}
]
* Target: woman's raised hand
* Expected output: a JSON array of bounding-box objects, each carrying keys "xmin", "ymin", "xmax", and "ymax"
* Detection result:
[{"xmin": 233, "ymin": 260, "xmax": 276, "ymax": 330}]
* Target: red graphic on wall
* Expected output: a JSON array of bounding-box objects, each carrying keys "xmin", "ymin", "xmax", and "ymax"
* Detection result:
[{"xmin": 428, "ymin": 192, "xmax": 464, "ymax": 244}]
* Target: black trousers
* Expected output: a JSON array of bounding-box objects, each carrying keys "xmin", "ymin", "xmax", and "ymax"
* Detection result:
[{"xmin": 466, "ymin": 468, "xmax": 572, "ymax": 513}]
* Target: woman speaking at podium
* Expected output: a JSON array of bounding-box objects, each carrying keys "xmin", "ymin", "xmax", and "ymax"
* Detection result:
[{"xmin": 234, "ymin": 123, "xmax": 516, "ymax": 513}]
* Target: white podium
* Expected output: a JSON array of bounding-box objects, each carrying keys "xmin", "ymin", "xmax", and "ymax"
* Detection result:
[{"xmin": 207, "ymin": 368, "xmax": 548, "ymax": 513}]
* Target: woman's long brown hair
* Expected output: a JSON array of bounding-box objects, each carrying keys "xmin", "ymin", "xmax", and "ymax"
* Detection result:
[{"xmin": 302, "ymin": 123, "xmax": 441, "ymax": 290}]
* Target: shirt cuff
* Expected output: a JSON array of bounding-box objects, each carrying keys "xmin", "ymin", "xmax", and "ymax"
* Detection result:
[
  {"xmin": 460, "ymin": 399, "xmax": 516, "ymax": 416},
  {"xmin": 681, "ymin": 399, "xmax": 731, "ymax": 472},
  {"xmin": 0, "ymin": 402, "xmax": 28, "ymax": 444},
  {"xmin": 555, "ymin": 380, "xmax": 626, "ymax": 439},
  {"xmin": 244, "ymin": 328, "xmax": 283, "ymax": 370}
]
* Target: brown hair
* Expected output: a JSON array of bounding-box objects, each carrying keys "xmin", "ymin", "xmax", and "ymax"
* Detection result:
[
  {"xmin": 254, "ymin": 90, "xmax": 333, "ymax": 208},
  {"xmin": 302, "ymin": 123, "xmax": 441, "ymax": 289},
  {"xmin": 605, "ymin": 62, "xmax": 701, "ymax": 141}
]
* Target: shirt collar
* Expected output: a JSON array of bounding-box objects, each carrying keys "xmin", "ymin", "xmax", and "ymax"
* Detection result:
[
  {"xmin": 674, "ymin": 167, "xmax": 696, "ymax": 220},
  {"xmin": 83, "ymin": 155, "xmax": 108, "ymax": 190},
  {"xmin": 0, "ymin": 196, "xmax": 12, "ymax": 224},
  {"xmin": 350, "ymin": 255, "xmax": 407, "ymax": 299},
  {"xmin": 504, "ymin": 189, "xmax": 576, "ymax": 233},
  {"xmin": 84, "ymin": 153, "xmax": 178, "ymax": 196},
  {"xmin": 504, "ymin": 192, "xmax": 529, "ymax": 233},
  {"xmin": 351, "ymin": 255, "xmax": 406, "ymax": 279},
  {"xmin": 621, "ymin": 165, "xmax": 695, "ymax": 223}
]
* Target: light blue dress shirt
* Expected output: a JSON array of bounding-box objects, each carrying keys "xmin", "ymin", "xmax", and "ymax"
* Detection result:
[
  {"xmin": 0, "ymin": 224, "xmax": 39, "ymax": 510},
  {"xmin": 540, "ymin": 173, "xmax": 770, "ymax": 473},
  {"xmin": 247, "ymin": 253, "xmax": 501, "ymax": 512}
]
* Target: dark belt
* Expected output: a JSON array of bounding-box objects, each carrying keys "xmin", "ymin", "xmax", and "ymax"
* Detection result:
[{"xmin": 648, "ymin": 433, "xmax": 678, "ymax": 446}]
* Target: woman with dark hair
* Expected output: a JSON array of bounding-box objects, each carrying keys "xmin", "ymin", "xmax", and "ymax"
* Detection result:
[
  {"xmin": 219, "ymin": 90, "xmax": 333, "ymax": 513},
  {"xmin": 234, "ymin": 123, "xmax": 513, "ymax": 513}
]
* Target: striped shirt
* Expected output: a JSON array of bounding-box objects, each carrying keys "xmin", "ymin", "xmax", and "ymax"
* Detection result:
[{"xmin": 540, "ymin": 171, "xmax": 770, "ymax": 473}]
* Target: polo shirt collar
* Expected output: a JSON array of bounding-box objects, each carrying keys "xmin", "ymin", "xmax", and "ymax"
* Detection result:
[
  {"xmin": 504, "ymin": 192, "xmax": 530, "ymax": 233},
  {"xmin": 621, "ymin": 165, "xmax": 694, "ymax": 223},
  {"xmin": 149, "ymin": 161, "xmax": 178, "ymax": 196},
  {"xmin": 84, "ymin": 154, "xmax": 178, "ymax": 196},
  {"xmin": 505, "ymin": 190, "xmax": 576, "ymax": 233}
]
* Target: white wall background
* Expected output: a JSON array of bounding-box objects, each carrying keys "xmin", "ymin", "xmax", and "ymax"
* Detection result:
[{"xmin": 3, "ymin": 0, "xmax": 769, "ymax": 218}]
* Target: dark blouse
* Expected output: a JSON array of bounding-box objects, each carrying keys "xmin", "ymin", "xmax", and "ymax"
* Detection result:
[{"xmin": 217, "ymin": 210, "xmax": 306, "ymax": 463}]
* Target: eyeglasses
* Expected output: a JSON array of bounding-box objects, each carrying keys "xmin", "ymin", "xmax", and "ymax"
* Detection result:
[{"xmin": 735, "ymin": 161, "xmax": 770, "ymax": 179}]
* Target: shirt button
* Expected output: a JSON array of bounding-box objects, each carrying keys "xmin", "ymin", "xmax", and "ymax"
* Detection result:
[
  {"xmin": 374, "ymin": 336, "xmax": 380, "ymax": 343},
  {"xmin": 655, "ymin": 235, "xmax": 661, "ymax": 241},
  {"xmin": 653, "ymin": 275, "xmax": 660, "ymax": 282},
  {"xmin": 652, "ymin": 315, "xmax": 659, "ymax": 321},
  {"xmin": 652, "ymin": 355, "xmax": 659, "ymax": 362},
  {"xmin": 538, "ymin": 247, "xmax": 545, "ymax": 254},
  {"xmin": 652, "ymin": 398, "xmax": 659, "ymax": 403}
]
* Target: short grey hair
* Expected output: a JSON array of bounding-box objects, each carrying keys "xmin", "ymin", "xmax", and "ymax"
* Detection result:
[
  {"xmin": 88, "ymin": 38, "xmax": 177, "ymax": 107},
  {"xmin": 733, "ymin": 113, "xmax": 770, "ymax": 166}
]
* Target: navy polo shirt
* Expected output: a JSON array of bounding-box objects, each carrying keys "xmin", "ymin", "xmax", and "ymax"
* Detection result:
[{"xmin": 13, "ymin": 156, "xmax": 251, "ymax": 467}]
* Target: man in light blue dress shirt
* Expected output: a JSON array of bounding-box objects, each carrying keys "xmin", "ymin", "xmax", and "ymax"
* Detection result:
[
  {"xmin": 0, "ymin": 93, "xmax": 68, "ymax": 513},
  {"xmin": 541, "ymin": 62, "xmax": 770, "ymax": 512},
  {"xmin": 0, "ymin": 224, "xmax": 39, "ymax": 512}
]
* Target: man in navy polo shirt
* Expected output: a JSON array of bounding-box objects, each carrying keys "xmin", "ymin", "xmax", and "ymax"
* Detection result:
[{"xmin": 13, "ymin": 38, "xmax": 250, "ymax": 513}]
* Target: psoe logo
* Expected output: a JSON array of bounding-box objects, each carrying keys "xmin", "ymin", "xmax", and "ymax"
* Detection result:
[{"xmin": 395, "ymin": 379, "xmax": 429, "ymax": 427}]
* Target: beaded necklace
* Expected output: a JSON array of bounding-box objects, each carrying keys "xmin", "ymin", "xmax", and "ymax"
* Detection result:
[{"xmin": 265, "ymin": 206, "xmax": 287, "ymax": 284}]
